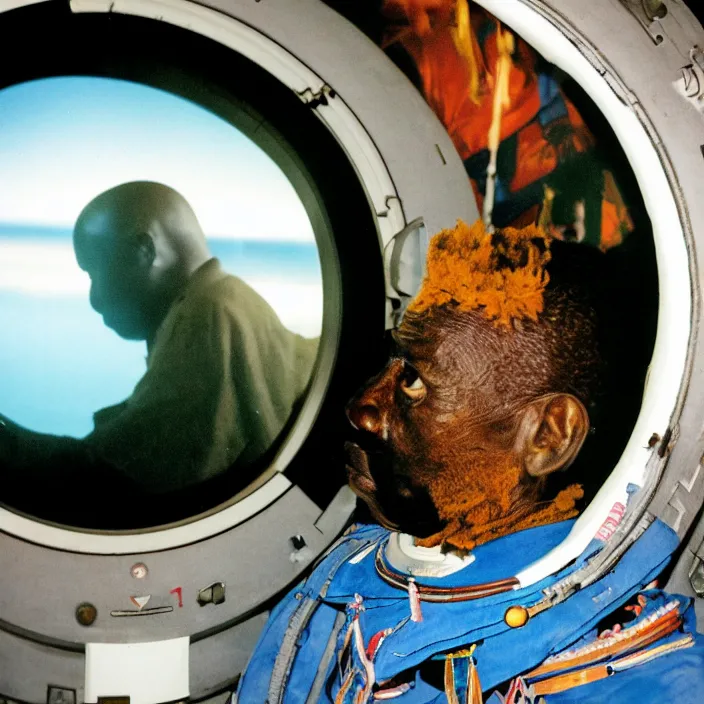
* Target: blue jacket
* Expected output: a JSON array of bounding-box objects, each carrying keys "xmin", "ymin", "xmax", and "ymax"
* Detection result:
[{"xmin": 235, "ymin": 520, "xmax": 704, "ymax": 703}]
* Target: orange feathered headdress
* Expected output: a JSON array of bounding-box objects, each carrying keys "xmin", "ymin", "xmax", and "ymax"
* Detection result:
[{"xmin": 406, "ymin": 219, "xmax": 552, "ymax": 327}]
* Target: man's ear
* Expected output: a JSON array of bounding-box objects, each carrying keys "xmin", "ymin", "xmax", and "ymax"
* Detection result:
[
  {"xmin": 134, "ymin": 232, "xmax": 156, "ymax": 270},
  {"xmin": 515, "ymin": 394, "xmax": 589, "ymax": 478}
]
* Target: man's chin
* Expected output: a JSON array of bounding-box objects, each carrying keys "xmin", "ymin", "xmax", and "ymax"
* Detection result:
[
  {"xmin": 343, "ymin": 441, "xmax": 445, "ymax": 536},
  {"xmin": 347, "ymin": 481, "xmax": 401, "ymax": 533},
  {"xmin": 347, "ymin": 474, "xmax": 445, "ymax": 535},
  {"xmin": 104, "ymin": 317, "xmax": 146, "ymax": 341}
]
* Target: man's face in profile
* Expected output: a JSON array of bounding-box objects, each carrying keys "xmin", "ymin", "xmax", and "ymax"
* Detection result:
[
  {"xmin": 345, "ymin": 293, "xmax": 591, "ymax": 550},
  {"xmin": 345, "ymin": 309, "xmax": 520, "ymax": 540},
  {"xmin": 345, "ymin": 222, "xmax": 600, "ymax": 548},
  {"xmin": 74, "ymin": 222, "xmax": 154, "ymax": 341}
]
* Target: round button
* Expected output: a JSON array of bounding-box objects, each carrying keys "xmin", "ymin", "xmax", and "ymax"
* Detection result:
[
  {"xmin": 76, "ymin": 603, "xmax": 98, "ymax": 627},
  {"xmin": 504, "ymin": 605, "xmax": 529, "ymax": 629},
  {"xmin": 130, "ymin": 562, "xmax": 149, "ymax": 579}
]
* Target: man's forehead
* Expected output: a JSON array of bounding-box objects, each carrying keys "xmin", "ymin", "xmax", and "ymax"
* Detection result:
[
  {"xmin": 396, "ymin": 308, "xmax": 477, "ymax": 345},
  {"xmin": 74, "ymin": 224, "xmax": 129, "ymax": 271},
  {"xmin": 75, "ymin": 203, "xmax": 117, "ymax": 237},
  {"xmin": 394, "ymin": 309, "xmax": 495, "ymax": 378},
  {"xmin": 395, "ymin": 312, "xmax": 458, "ymax": 362},
  {"xmin": 393, "ymin": 317, "xmax": 438, "ymax": 357}
]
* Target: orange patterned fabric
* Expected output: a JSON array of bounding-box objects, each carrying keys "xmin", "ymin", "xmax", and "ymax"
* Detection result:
[
  {"xmin": 383, "ymin": 0, "xmax": 541, "ymax": 158},
  {"xmin": 380, "ymin": 0, "xmax": 635, "ymax": 251}
]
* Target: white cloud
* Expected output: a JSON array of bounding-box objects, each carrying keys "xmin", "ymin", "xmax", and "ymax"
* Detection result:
[
  {"xmin": 238, "ymin": 276, "xmax": 323, "ymax": 339},
  {"xmin": 0, "ymin": 239, "xmax": 89, "ymax": 295}
]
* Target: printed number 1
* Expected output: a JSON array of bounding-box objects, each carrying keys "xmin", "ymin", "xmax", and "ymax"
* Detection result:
[{"xmin": 170, "ymin": 587, "xmax": 183, "ymax": 608}]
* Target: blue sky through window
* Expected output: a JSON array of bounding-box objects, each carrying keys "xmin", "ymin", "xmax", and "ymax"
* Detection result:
[{"xmin": 0, "ymin": 76, "xmax": 323, "ymax": 437}]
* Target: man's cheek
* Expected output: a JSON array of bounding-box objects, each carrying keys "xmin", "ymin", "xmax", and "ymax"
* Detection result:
[{"xmin": 389, "ymin": 422, "xmax": 439, "ymax": 489}]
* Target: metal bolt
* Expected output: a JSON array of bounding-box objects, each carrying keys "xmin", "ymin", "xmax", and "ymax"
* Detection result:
[{"xmin": 76, "ymin": 603, "xmax": 98, "ymax": 627}]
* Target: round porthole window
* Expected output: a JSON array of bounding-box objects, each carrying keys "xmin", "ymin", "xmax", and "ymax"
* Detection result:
[{"xmin": 0, "ymin": 74, "xmax": 327, "ymax": 529}]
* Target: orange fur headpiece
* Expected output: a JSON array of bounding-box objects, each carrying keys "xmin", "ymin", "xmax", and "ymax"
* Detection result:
[{"xmin": 406, "ymin": 219, "xmax": 552, "ymax": 327}]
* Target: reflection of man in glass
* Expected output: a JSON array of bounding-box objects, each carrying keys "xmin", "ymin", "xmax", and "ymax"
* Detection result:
[{"xmin": 0, "ymin": 182, "xmax": 318, "ymax": 521}]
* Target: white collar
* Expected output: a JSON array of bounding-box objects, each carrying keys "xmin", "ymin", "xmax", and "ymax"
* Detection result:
[{"xmin": 384, "ymin": 532, "xmax": 476, "ymax": 578}]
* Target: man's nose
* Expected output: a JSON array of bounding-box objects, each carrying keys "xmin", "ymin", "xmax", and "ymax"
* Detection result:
[
  {"xmin": 346, "ymin": 397, "xmax": 382, "ymax": 435},
  {"xmin": 346, "ymin": 361, "xmax": 402, "ymax": 435}
]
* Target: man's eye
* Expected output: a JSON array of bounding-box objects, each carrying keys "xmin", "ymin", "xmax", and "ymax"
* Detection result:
[{"xmin": 399, "ymin": 365, "xmax": 427, "ymax": 402}]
